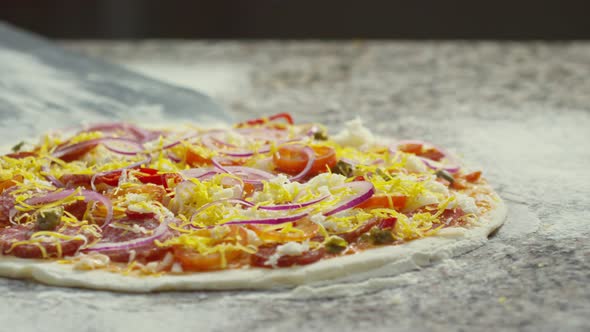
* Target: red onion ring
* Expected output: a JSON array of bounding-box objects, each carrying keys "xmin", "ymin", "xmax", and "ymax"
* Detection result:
[
  {"xmin": 41, "ymin": 166, "xmax": 64, "ymax": 188},
  {"xmin": 222, "ymin": 211, "xmax": 308, "ymax": 226},
  {"xmin": 207, "ymin": 163, "xmax": 276, "ymax": 185},
  {"xmin": 201, "ymin": 134, "xmax": 270, "ymax": 158},
  {"xmin": 167, "ymin": 152, "xmax": 181, "ymax": 163},
  {"xmin": 189, "ymin": 195, "xmax": 329, "ymax": 222},
  {"xmin": 161, "ymin": 133, "xmax": 199, "ymax": 150},
  {"xmin": 101, "ymin": 138, "xmax": 145, "ymax": 156},
  {"xmin": 25, "ymin": 189, "xmax": 113, "ymax": 228},
  {"xmin": 258, "ymin": 195, "xmax": 328, "ymax": 211},
  {"xmin": 288, "ymin": 146, "xmax": 315, "ymax": 182},
  {"xmin": 180, "ymin": 168, "xmax": 219, "ymax": 180},
  {"xmin": 80, "ymin": 123, "xmax": 158, "ymax": 143},
  {"xmin": 53, "ymin": 137, "xmax": 145, "ymax": 158},
  {"xmin": 84, "ymin": 216, "xmax": 172, "ymax": 252},
  {"xmin": 417, "ymin": 157, "xmax": 461, "ymax": 174},
  {"xmin": 323, "ymin": 181, "xmax": 375, "ymax": 216},
  {"xmin": 211, "ymin": 156, "xmax": 230, "ymax": 174}
]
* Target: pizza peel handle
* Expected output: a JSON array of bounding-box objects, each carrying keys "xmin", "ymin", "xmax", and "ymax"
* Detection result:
[{"xmin": 0, "ymin": 22, "xmax": 232, "ymax": 145}]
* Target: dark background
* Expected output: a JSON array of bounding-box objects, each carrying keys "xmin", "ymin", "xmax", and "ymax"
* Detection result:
[{"xmin": 1, "ymin": 0, "xmax": 590, "ymax": 40}]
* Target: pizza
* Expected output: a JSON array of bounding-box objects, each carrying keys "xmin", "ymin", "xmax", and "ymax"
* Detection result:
[{"xmin": 0, "ymin": 113, "xmax": 506, "ymax": 291}]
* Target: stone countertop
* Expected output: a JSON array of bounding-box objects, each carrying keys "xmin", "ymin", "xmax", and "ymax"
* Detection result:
[{"xmin": 2, "ymin": 41, "xmax": 589, "ymax": 332}]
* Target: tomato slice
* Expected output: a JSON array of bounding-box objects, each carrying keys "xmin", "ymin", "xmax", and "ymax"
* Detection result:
[
  {"xmin": 398, "ymin": 143, "xmax": 423, "ymax": 155},
  {"xmin": 248, "ymin": 220, "xmax": 319, "ymax": 243},
  {"xmin": 273, "ymin": 145, "xmax": 337, "ymax": 176},
  {"xmin": 133, "ymin": 169, "xmax": 182, "ymax": 189},
  {"xmin": 94, "ymin": 171, "xmax": 122, "ymax": 187},
  {"xmin": 173, "ymin": 225, "xmax": 249, "ymax": 271},
  {"xmin": 464, "ymin": 171, "xmax": 482, "ymax": 183},
  {"xmin": 185, "ymin": 147, "xmax": 211, "ymax": 167},
  {"xmin": 398, "ymin": 143, "xmax": 444, "ymax": 161},
  {"xmin": 355, "ymin": 195, "xmax": 407, "ymax": 210},
  {"xmin": 0, "ymin": 175, "xmax": 23, "ymax": 194},
  {"xmin": 173, "ymin": 247, "xmax": 243, "ymax": 271},
  {"xmin": 419, "ymin": 148, "xmax": 445, "ymax": 161}
]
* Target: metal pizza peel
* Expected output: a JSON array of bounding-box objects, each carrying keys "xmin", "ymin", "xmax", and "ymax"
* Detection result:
[{"xmin": 0, "ymin": 22, "xmax": 231, "ymax": 146}]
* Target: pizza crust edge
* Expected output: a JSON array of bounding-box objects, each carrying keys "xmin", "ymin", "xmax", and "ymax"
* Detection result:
[{"xmin": 0, "ymin": 189, "xmax": 507, "ymax": 292}]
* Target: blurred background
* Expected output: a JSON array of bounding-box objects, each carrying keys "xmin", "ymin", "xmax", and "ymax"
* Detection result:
[{"xmin": 1, "ymin": 0, "xmax": 589, "ymax": 40}]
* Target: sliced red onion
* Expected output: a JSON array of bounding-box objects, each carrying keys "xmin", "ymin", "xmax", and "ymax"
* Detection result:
[
  {"xmin": 208, "ymin": 164, "xmax": 276, "ymax": 185},
  {"xmin": 201, "ymin": 131, "xmax": 275, "ymax": 157},
  {"xmin": 180, "ymin": 168, "xmax": 219, "ymax": 180},
  {"xmin": 53, "ymin": 137, "xmax": 145, "ymax": 158},
  {"xmin": 41, "ymin": 166, "xmax": 64, "ymax": 188},
  {"xmin": 288, "ymin": 146, "xmax": 315, "ymax": 182},
  {"xmin": 161, "ymin": 133, "xmax": 199, "ymax": 150},
  {"xmin": 417, "ymin": 157, "xmax": 461, "ymax": 174},
  {"xmin": 211, "ymin": 156, "xmax": 230, "ymax": 174},
  {"xmin": 167, "ymin": 152, "xmax": 181, "ymax": 163},
  {"xmin": 323, "ymin": 181, "xmax": 375, "ymax": 216},
  {"xmin": 225, "ymin": 166, "xmax": 276, "ymax": 184},
  {"xmin": 189, "ymin": 194, "xmax": 328, "ymax": 223},
  {"xmin": 84, "ymin": 216, "xmax": 172, "ymax": 252},
  {"xmin": 258, "ymin": 195, "xmax": 328, "ymax": 211},
  {"xmin": 101, "ymin": 138, "xmax": 145, "ymax": 155},
  {"xmin": 80, "ymin": 123, "xmax": 158, "ymax": 143},
  {"xmin": 222, "ymin": 211, "xmax": 308, "ymax": 226},
  {"xmin": 25, "ymin": 189, "xmax": 113, "ymax": 228}
]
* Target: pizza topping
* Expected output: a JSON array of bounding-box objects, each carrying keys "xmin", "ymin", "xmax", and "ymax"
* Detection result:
[
  {"xmin": 323, "ymin": 181, "xmax": 375, "ymax": 216},
  {"xmin": 86, "ymin": 215, "xmax": 171, "ymax": 252},
  {"xmin": 0, "ymin": 113, "xmax": 492, "ymax": 274},
  {"xmin": 11, "ymin": 141, "xmax": 26, "ymax": 153},
  {"xmin": 331, "ymin": 160, "xmax": 355, "ymax": 177},
  {"xmin": 367, "ymin": 227, "xmax": 395, "ymax": 245},
  {"xmin": 36, "ymin": 208, "xmax": 63, "ymax": 231},
  {"xmin": 324, "ymin": 235, "xmax": 348, "ymax": 254},
  {"xmin": 436, "ymin": 169, "xmax": 455, "ymax": 184}
]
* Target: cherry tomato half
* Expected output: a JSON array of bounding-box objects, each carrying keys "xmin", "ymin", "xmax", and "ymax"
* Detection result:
[
  {"xmin": 355, "ymin": 195, "xmax": 407, "ymax": 210},
  {"xmin": 273, "ymin": 145, "xmax": 337, "ymax": 176}
]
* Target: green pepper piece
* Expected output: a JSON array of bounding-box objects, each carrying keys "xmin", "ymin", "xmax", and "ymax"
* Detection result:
[
  {"xmin": 369, "ymin": 227, "xmax": 394, "ymax": 245},
  {"xmin": 325, "ymin": 236, "xmax": 348, "ymax": 254},
  {"xmin": 313, "ymin": 131, "xmax": 328, "ymax": 141},
  {"xmin": 376, "ymin": 168, "xmax": 393, "ymax": 181},
  {"xmin": 332, "ymin": 160, "xmax": 354, "ymax": 177},
  {"xmin": 11, "ymin": 141, "xmax": 25, "ymax": 153},
  {"xmin": 436, "ymin": 170, "xmax": 455, "ymax": 184},
  {"xmin": 37, "ymin": 208, "xmax": 63, "ymax": 231}
]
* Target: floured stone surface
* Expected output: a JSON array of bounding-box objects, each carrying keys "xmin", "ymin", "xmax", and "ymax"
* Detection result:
[{"xmin": 0, "ymin": 41, "xmax": 589, "ymax": 332}]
